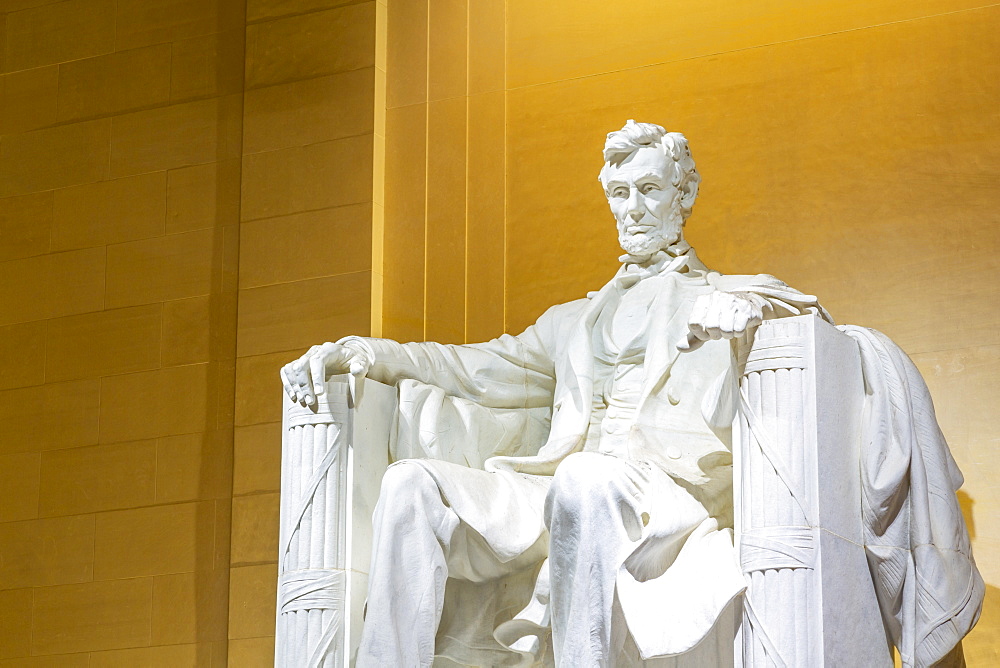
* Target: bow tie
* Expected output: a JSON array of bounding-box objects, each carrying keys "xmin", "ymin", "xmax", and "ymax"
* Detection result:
[{"xmin": 615, "ymin": 242, "xmax": 691, "ymax": 288}]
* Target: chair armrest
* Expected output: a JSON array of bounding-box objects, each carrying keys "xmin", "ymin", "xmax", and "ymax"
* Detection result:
[
  {"xmin": 275, "ymin": 375, "xmax": 396, "ymax": 667},
  {"xmin": 733, "ymin": 315, "xmax": 889, "ymax": 667}
]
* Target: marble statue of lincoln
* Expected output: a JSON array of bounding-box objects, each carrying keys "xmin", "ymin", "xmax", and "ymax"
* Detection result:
[{"xmin": 280, "ymin": 121, "xmax": 981, "ymax": 667}]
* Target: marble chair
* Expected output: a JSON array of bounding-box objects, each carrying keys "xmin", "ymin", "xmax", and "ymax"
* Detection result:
[{"xmin": 273, "ymin": 314, "xmax": 896, "ymax": 667}]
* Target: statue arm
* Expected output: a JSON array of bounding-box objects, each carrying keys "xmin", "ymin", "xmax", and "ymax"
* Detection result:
[
  {"xmin": 282, "ymin": 301, "xmax": 575, "ymax": 409},
  {"xmin": 340, "ymin": 332, "xmax": 554, "ymax": 409},
  {"xmin": 338, "ymin": 312, "xmax": 564, "ymax": 410}
]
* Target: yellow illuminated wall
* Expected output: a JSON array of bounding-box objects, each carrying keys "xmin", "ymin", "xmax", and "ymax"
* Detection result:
[
  {"xmin": 383, "ymin": 0, "xmax": 506, "ymax": 344},
  {"xmin": 0, "ymin": 0, "xmax": 996, "ymax": 665},
  {"xmin": 229, "ymin": 1, "xmax": 383, "ymax": 664},
  {"xmin": 0, "ymin": 0, "xmax": 383, "ymax": 665},
  {"xmin": 0, "ymin": 0, "xmax": 243, "ymax": 664}
]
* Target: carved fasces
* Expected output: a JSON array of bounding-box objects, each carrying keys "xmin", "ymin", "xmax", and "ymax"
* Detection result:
[
  {"xmin": 734, "ymin": 316, "xmax": 889, "ymax": 668},
  {"xmin": 276, "ymin": 377, "xmax": 393, "ymax": 668}
]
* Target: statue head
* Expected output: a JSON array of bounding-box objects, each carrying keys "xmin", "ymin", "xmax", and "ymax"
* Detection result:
[{"xmin": 598, "ymin": 120, "xmax": 700, "ymax": 260}]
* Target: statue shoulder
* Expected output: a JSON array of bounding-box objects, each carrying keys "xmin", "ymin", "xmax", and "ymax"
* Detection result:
[
  {"xmin": 509, "ymin": 295, "xmax": 591, "ymax": 357},
  {"xmin": 706, "ymin": 271, "xmax": 792, "ymax": 292},
  {"xmin": 536, "ymin": 295, "xmax": 592, "ymax": 326}
]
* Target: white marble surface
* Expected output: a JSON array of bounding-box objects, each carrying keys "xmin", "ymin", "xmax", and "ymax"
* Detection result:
[
  {"xmin": 277, "ymin": 120, "xmax": 981, "ymax": 667},
  {"xmin": 734, "ymin": 315, "xmax": 890, "ymax": 667},
  {"xmin": 275, "ymin": 375, "xmax": 394, "ymax": 668}
]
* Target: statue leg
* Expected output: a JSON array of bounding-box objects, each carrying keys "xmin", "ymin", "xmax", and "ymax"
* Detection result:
[
  {"xmin": 544, "ymin": 452, "xmax": 650, "ymax": 668},
  {"xmin": 356, "ymin": 461, "xmax": 460, "ymax": 668},
  {"xmin": 357, "ymin": 459, "xmax": 548, "ymax": 667}
]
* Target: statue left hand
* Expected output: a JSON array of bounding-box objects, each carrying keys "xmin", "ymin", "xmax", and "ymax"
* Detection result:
[
  {"xmin": 280, "ymin": 341, "xmax": 373, "ymax": 407},
  {"xmin": 677, "ymin": 290, "xmax": 763, "ymax": 352}
]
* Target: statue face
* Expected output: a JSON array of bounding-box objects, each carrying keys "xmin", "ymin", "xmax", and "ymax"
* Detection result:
[{"xmin": 603, "ymin": 146, "xmax": 683, "ymax": 259}]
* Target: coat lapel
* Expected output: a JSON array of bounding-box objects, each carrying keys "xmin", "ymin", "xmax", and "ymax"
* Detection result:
[
  {"xmin": 545, "ymin": 279, "xmax": 619, "ymax": 452},
  {"xmin": 487, "ymin": 275, "xmax": 621, "ymax": 475},
  {"xmin": 487, "ymin": 252, "xmax": 712, "ymax": 475},
  {"xmin": 638, "ymin": 269, "xmax": 713, "ymax": 414}
]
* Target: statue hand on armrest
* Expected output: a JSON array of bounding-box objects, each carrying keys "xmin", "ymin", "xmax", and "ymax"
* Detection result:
[
  {"xmin": 279, "ymin": 339, "xmax": 375, "ymax": 407},
  {"xmin": 677, "ymin": 289, "xmax": 765, "ymax": 351}
]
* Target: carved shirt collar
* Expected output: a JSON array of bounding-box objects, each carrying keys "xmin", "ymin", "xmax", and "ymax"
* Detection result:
[{"xmin": 616, "ymin": 240, "xmax": 693, "ymax": 287}]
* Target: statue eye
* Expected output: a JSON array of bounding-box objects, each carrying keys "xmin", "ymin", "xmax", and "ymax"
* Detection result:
[
  {"xmin": 641, "ymin": 183, "xmax": 660, "ymax": 194},
  {"xmin": 611, "ymin": 187, "xmax": 629, "ymax": 199}
]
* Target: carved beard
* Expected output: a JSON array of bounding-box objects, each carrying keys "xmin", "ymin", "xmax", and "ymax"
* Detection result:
[{"xmin": 617, "ymin": 208, "xmax": 684, "ymax": 259}]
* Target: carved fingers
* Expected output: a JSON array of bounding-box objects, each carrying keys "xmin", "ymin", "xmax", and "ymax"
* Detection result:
[
  {"xmin": 280, "ymin": 347, "xmax": 318, "ymax": 406},
  {"xmin": 677, "ymin": 290, "xmax": 763, "ymax": 352},
  {"xmin": 280, "ymin": 341, "xmax": 373, "ymax": 406}
]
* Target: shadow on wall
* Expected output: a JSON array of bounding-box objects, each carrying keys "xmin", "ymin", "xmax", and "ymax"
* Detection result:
[
  {"xmin": 965, "ymin": 584, "xmax": 1000, "ymax": 665},
  {"xmin": 192, "ymin": 2, "xmax": 243, "ymax": 664},
  {"xmin": 957, "ymin": 490, "xmax": 975, "ymax": 539}
]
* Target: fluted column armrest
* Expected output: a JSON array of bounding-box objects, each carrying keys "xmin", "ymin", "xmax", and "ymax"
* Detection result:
[
  {"xmin": 275, "ymin": 375, "xmax": 396, "ymax": 668},
  {"xmin": 733, "ymin": 315, "xmax": 890, "ymax": 668}
]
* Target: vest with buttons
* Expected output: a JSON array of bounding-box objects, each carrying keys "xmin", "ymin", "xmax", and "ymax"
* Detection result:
[{"xmin": 585, "ymin": 274, "xmax": 667, "ymax": 458}]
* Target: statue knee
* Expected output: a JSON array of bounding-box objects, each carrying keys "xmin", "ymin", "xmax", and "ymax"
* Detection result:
[
  {"xmin": 545, "ymin": 453, "xmax": 621, "ymax": 522},
  {"xmin": 376, "ymin": 461, "xmax": 443, "ymax": 522}
]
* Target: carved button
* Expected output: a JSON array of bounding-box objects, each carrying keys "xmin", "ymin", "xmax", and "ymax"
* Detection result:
[
  {"xmin": 667, "ymin": 386, "xmax": 681, "ymax": 405},
  {"xmin": 666, "ymin": 445, "xmax": 682, "ymax": 459},
  {"xmin": 615, "ymin": 381, "xmax": 639, "ymax": 394},
  {"xmin": 607, "ymin": 407, "xmax": 619, "ymax": 419}
]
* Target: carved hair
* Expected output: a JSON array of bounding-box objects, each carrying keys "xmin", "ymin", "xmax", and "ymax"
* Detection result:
[{"xmin": 600, "ymin": 120, "xmax": 701, "ymax": 219}]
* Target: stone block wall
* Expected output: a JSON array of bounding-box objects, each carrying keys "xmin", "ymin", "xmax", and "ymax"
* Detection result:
[
  {"xmin": 0, "ymin": 0, "xmax": 245, "ymax": 664},
  {"xmin": 0, "ymin": 0, "xmax": 997, "ymax": 665}
]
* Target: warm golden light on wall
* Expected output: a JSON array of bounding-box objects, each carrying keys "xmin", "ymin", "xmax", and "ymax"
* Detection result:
[{"xmin": 0, "ymin": 0, "xmax": 995, "ymax": 664}]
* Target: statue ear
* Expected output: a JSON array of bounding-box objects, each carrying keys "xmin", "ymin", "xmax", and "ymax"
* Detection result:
[{"xmin": 679, "ymin": 175, "xmax": 699, "ymax": 210}]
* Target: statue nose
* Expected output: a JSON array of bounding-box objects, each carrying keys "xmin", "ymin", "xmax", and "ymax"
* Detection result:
[{"xmin": 626, "ymin": 189, "xmax": 644, "ymax": 221}]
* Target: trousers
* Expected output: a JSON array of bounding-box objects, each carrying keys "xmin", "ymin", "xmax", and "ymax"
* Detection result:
[{"xmin": 355, "ymin": 452, "xmax": 711, "ymax": 667}]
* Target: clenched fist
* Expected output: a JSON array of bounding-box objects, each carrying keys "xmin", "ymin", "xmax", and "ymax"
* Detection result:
[
  {"xmin": 677, "ymin": 290, "xmax": 764, "ymax": 352},
  {"xmin": 280, "ymin": 340, "xmax": 373, "ymax": 406}
]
